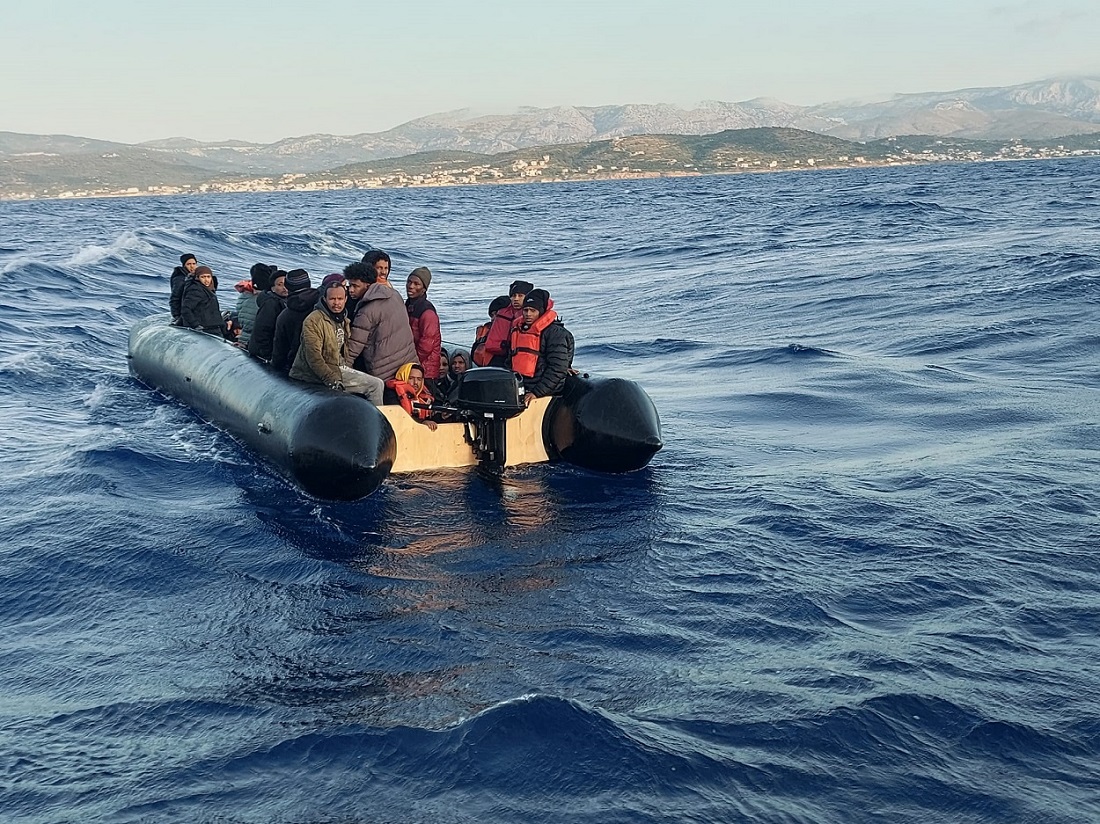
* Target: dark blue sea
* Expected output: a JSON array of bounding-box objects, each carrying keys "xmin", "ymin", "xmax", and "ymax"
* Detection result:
[{"xmin": 1, "ymin": 159, "xmax": 1098, "ymax": 824}]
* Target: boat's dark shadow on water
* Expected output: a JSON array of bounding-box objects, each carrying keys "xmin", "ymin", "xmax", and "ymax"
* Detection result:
[{"xmin": 235, "ymin": 458, "xmax": 665, "ymax": 568}]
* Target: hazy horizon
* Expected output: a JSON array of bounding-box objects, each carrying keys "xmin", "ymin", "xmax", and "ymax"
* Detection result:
[{"xmin": 3, "ymin": 0, "xmax": 1098, "ymax": 145}]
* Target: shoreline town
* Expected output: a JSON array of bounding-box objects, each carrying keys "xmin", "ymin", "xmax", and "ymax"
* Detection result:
[{"xmin": 4, "ymin": 137, "xmax": 1100, "ymax": 203}]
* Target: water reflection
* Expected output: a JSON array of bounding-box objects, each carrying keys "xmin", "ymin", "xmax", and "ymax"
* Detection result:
[{"xmin": 222, "ymin": 463, "xmax": 665, "ymax": 726}]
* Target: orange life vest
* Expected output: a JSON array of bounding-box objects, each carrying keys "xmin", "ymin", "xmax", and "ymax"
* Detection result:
[
  {"xmin": 472, "ymin": 322, "xmax": 492, "ymax": 367},
  {"xmin": 509, "ymin": 309, "xmax": 557, "ymax": 378},
  {"xmin": 385, "ymin": 379, "xmax": 434, "ymax": 420}
]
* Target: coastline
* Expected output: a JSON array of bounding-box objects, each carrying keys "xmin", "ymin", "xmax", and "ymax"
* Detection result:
[{"xmin": 2, "ymin": 152, "xmax": 1098, "ymax": 204}]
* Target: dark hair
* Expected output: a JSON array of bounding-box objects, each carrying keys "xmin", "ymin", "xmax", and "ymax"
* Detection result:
[
  {"xmin": 362, "ymin": 250, "xmax": 391, "ymax": 268},
  {"xmin": 180, "ymin": 253, "xmax": 197, "ymax": 265},
  {"xmin": 343, "ymin": 261, "xmax": 376, "ymax": 284}
]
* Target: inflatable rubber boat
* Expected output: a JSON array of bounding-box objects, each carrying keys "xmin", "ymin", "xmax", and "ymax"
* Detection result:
[{"xmin": 127, "ymin": 317, "xmax": 662, "ymax": 500}]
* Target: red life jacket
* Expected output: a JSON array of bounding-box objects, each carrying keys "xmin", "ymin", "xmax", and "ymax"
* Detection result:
[
  {"xmin": 509, "ymin": 309, "xmax": 558, "ymax": 378},
  {"xmin": 385, "ymin": 379, "xmax": 434, "ymax": 420},
  {"xmin": 484, "ymin": 305, "xmax": 521, "ymax": 359},
  {"xmin": 471, "ymin": 322, "xmax": 492, "ymax": 367}
]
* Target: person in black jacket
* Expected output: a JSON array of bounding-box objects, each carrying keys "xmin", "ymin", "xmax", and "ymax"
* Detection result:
[
  {"xmin": 509, "ymin": 289, "xmax": 574, "ymax": 405},
  {"xmin": 169, "ymin": 253, "xmax": 197, "ymax": 323},
  {"xmin": 270, "ymin": 269, "xmax": 316, "ymax": 374},
  {"xmin": 179, "ymin": 266, "xmax": 232, "ymax": 338},
  {"xmin": 248, "ymin": 269, "xmax": 289, "ymax": 361}
]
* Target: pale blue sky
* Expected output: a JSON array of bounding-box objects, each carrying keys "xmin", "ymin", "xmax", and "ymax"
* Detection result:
[{"xmin": 2, "ymin": 0, "xmax": 1097, "ymax": 144}]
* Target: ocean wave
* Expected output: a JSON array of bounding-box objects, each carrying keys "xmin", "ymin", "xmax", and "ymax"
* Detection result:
[{"xmin": 3, "ymin": 158, "xmax": 1100, "ymax": 824}]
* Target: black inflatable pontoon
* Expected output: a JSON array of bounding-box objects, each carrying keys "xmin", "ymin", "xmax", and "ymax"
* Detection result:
[{"xmin": 128, "ymin": 316, "xmax": 662, "ymax": 500}]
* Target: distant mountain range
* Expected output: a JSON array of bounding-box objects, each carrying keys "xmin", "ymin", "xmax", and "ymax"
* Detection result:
[{"xmin": 2, "ymin": 76, "xmax": 1099, "ymax": 198}]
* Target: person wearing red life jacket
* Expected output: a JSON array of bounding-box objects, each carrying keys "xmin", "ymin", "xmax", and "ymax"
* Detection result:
[
  {"xmin": 483, "ymin": 280, "xmax": 533, "ymax": 368},
  {"xmin": 472, "ymin": 295, "xmax": 511, "ymax": 367},
  {"xmin": 386, "ymin": 362, "xmax": 440, "ymax": 431},
  {"xmin": 508, "ymin": 288, "xmax": 574, "ymax": 406}
]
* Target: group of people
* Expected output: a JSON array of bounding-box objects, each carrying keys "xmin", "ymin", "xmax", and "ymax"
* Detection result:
[{"xmin": 167, "ymin": 251, "xmax": 575, "ymax": 428}]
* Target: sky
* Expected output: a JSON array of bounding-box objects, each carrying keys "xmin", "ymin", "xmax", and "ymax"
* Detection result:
[{"xmin": 2, "ymin": 0, "xmax": 1098, "ymax": 145}]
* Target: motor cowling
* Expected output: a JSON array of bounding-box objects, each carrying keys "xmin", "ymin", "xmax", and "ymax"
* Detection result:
[{"xmin": 449, "ymin": 367, "xmax": 526, "ymax": 420}]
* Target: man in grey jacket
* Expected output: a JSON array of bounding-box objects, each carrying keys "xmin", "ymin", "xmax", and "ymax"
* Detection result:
[{"xmin": 343, "ymin": 261, "xmax": 418, "ymax": 382}]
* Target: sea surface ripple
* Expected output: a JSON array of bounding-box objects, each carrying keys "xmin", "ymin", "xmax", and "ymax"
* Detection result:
[{"xmin": 1, "ymin": 159, "xmax": 1098, "ymax": 823}]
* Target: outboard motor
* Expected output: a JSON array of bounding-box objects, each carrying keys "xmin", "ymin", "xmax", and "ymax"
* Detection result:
[{"xmin": 442, "ymin": 367, "xmax": 526, "ymax": 474}]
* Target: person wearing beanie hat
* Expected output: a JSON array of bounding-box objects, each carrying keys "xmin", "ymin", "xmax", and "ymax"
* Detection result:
[
  {"xmin": 249, "ymin": 262, "xmax": 275, "ymax": 290},
  {"xmin": 320, "ymin": 272, "xmax": 346, "ymax": 292},
  {"xmin": 248, "ymin": 269, "xmax": 289, "ymax": 362},
  {"xmin": 521, "ymin": 288, "xmax": 549, "ymax": 314},
  {"xmin": 236, "ymin": 263, "xmax": 277, "ymax": 348},
  {"xmin": 405, "ymin": 267, "xmax": 441, "ymax": 381},
  {"xmin": 483, "ymin": 280, "xmax": 539, "ymax": 368},
  {"xmin": 343, "ymin": 261, "xmax": 418, "ymax": 382},
  {"xmin": 472, "ymin": 295, "xmax": 511, "ymax": 366},
  {"xmin": 285, "ymin": 268, "xmax": 311, "ymax": 295},
  {"xmin": 509, "ymin": 288, "xmax": 574, "ymax": 405},
  {"xmin": 509, "ymin": 280, "xmax": 534, "ymax": 304},
  {"xmin": 270, "ymin": 269, "xmax": 318, "ymax": 375},
  {"xmin": 169, "ymin": 253, "xmax": 199, "ymax": 323}
]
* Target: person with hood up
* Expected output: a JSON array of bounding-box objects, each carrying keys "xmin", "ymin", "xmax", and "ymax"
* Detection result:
[
  {"xmin": 509, "ymin": 288, "xmax": 574, "ymax": 404},
  {"xmin": 385, "ymin": 362, "xmax": 441, "ymax": 431},
  {"xmin": 270, "ymin": 269, "xmax": 317, "ymax": 374},
  {"xmin": 289, "ymin": 278, "xmax": 384, "ymax": 404},
  {"xmin": 343, "ymin": 261, "xmax": 418, "ymax": 382},
  {"xmin": 169, "ymin": 253, "xmax": 198, "ymax": 323},
  {"xmin": 405, "ymin": 266, "xmax": 441, "ymax": 381},
  {"xmin": 449, "ymin": 348, "xmax": 471, "ymax": 381},
  {"xmin": 248, "ymin": 269, "xmax": 288, "ymax": 361},
  {"xmin": 484, "ymin": 280, "xmax": 534, "ymax": 367},
  {"xmin": 235, "ymin": 263, "xmax": 276, "ymax": 347},
  {"xmin": 179, "ymin": 265, "xmax": 233, "ymax": 339}
]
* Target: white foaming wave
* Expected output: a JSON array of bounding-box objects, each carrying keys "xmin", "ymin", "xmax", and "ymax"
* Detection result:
[
  {"xmin": 83, "ymin": 381, "xmax": 119, "ymax": 411},
  {"xmin": 68, "ymin": 231, "xmax": 155, "ymax": 267},
  {"xmin": 150, "ymin": 405, "xmax": 252, "ymax": 466},
  {"xmin": 0, "ymin": 345, "xmax": 54, "ymax": 374},
  {"xmin": 0, "ymin": 255, "xmax": 42, "ymax": 276},
  {"xmin": 306, "ymin": 232, "xmax": 364, "ymax": 259}
]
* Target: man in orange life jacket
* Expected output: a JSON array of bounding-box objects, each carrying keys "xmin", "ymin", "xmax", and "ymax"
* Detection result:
[
  {"xmin": 509, "ymin": 288, "xmax": 574, "ymax": 406},
  {"xmin": 386, "ymin": 362, "xmax": 440, "ymax": 431}
]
